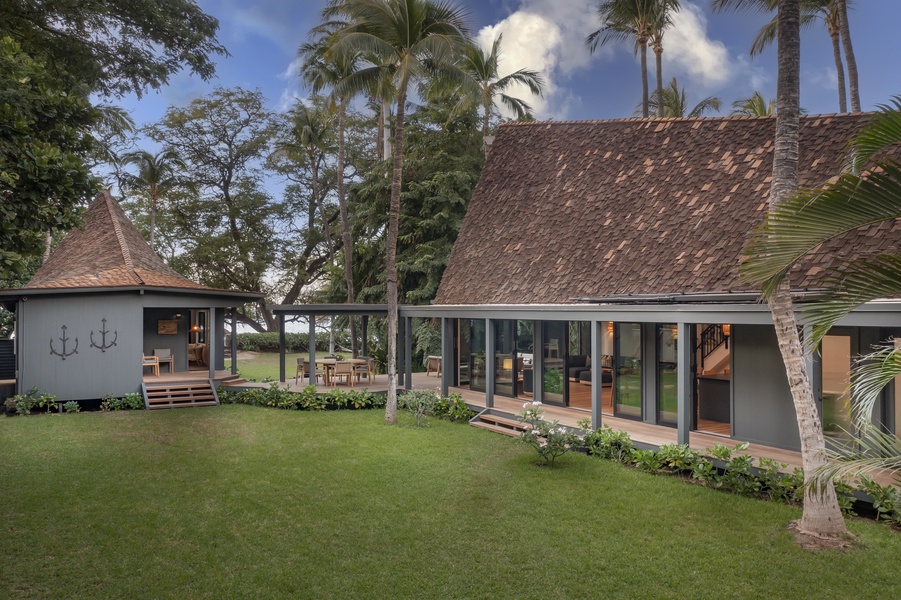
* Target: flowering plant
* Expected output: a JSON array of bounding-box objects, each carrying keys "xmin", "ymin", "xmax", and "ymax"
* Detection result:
[{"xmin": 517, "ymin": 401, "xmax": 580, "ymax": 466}]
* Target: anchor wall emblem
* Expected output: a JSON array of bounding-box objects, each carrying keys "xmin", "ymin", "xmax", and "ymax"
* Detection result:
[
  {"xmin": 90, "ymin": 318, "xmax": 118, "ymax": 352},
  {"xmin": 50, "ymin": 325, "xmax": 78, "ymax": 360}
]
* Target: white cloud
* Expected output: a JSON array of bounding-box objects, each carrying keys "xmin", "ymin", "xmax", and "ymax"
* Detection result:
[
  {"xmin": 664, "ymin": 3, "xmax": 733, "ymax": 88},
  {"xmin": 473, "ymin": 0, "xmax": 597, "ymax": 120}
]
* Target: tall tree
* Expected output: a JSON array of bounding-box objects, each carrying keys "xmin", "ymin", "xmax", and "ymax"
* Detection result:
[
  {"xmin": 730, "ymin": 91, "xmax": 777, "ymax": 115},
  {"xmin": 146, "ymin": 88, "xmax": 282, "ymax": 332},
  {"xmin": 0, "ymin": 37, "xmax": 97, "ymax": 277},
  {"xmin": 0, "ymin": 0, "xmax": 226, "ymax": 98},
  {"xmin": 330, "ymin": 0, "xmax": 470, "ymax": 424},
  {"xmin": 639, "ymin": 77, "xmax": 721, "ymax": 117},
  {"xmin": 742, "ymin": 96, "xmax": 901, "ymax": 488},
  {"xmin": 587, "ymin": 0, "xmax": 661, "ymax": 118},
  {"xmin": 121, "ymin": 149, "xmax": 186, "ymax": 251},
  {"xmin": 301, "ymin": 20, "xmax": 364, "ymax": 356},
  {"xmin": 454, "ymin": 34, "xmax": 545, "ymax": 154},
  {"xmin": 836, "ymin": 0, "xmax": 859, "ymax": 112},
  {"xmin": 648, "ymin": 1, "xmax": 681, "ymax": 118},
  {"xmin": 741, "ymin": 0, "xmax": 848, "ymax": 540}
]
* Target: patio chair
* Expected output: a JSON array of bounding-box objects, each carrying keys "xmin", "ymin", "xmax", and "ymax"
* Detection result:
[
  {"xmin": 294, "ymin": 358, "xmax": 305, "ymax": 385},
  {"xmin": 302, "ymin": 359, "xmax": 325, "ymax": 384},
  {"xmin": 332, "ymin": 361, "xmax": 355, "ymax": 387},
  {"xmin": 354, "ymin": 357, "xmax": 373, "ymax": 384},
  {"xmin": 154, "ymin": 348, "xmax": 174, "ymax": 373},
  {"xmin": 142, "ymin": 355, "xmax": 160, "ymax": 377}
]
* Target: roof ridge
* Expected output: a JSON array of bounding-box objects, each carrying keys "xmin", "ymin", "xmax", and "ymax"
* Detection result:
[
  {"xmin": 498, "ymin": 112, "xmax": 872, "ymax": 129},
  {"xmin": 103, "ymin": 190, "xmax": 143, "ymax": 285}
]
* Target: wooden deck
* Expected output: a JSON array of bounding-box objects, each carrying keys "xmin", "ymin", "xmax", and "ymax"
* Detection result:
[
  {"xmin": 445, "ymin": 383, "xmax": 808, "ymax": 473},
  {"xmin": 143, "ymin": 369, "xmax": 236, "ymax": 384}
]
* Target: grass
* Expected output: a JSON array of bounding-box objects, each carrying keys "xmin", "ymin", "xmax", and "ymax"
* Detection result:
[
  {"xmin": 226, "ymin": 351, "xmax": 354, "ymax": 382},
  {"xmin": 2, "ymin": 407, "xmax": 901, "ymax": 599}
]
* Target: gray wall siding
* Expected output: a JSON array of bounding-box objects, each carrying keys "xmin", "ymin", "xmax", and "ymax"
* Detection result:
[
  {"xmin": 19, "ymin": 295, "xmax": 142, "ymax": 401},
  {"xmin": 732, "ymin": 324, "xmax": 801, "ymax": 451},
  {"xmin": 143, "ymin": 309, "xmax": 190, "ymax": 372}
]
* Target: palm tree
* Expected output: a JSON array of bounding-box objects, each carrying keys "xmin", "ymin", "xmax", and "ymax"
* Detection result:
[
  {"xmin": 329, "ymin": 0, "xmax": 469, "ymax": 424},
  {"xmin": 836, "ymin": 0, "xmax": 860, "ymax": 112},
  {"xmin": 742, "ymin": 97, "xmax": 901, "ymax": 488},
  {"xmin": 713, "ymin": 0, "xmax": 859, "ymax": 114},
  {"xmin": 454, "ymin": 34, "xmax": 545, "ymax": 155},
  {"xmin": 747, "ymin": 1, "xmax": 848, "ymax": 112},
  {"xmin": 740, "ymin": 0, "xmax": 849, "ymax": 539},
  {"xmin": 300, "ymin": 21, "xmax": 363, "ymax": 357},
  {"xmin": 639, "ymin": 77, "xmax": 720, "ymax": 117},
  {"xmin": 587, "ymin": 0, "xmax": 660, "ymax": 118},
  {"xmin": 730, "ymin": 91, "xmax": 777, "ymax": 115},
  {"xmin": 121, "ymin": 148, "xmax": 186, "ymax": 251},
  {"xmin": 648, "ymin": 1, "xmax": 681, "ymax": 118}
]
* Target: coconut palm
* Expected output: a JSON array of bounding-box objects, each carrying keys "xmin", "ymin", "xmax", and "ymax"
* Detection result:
[
  {"xmin": 300, "ymin": 21, "xmax": 364, "ymax": 357},
  {"xmin": 712, "ymin": 0, "xmax": 859, "ymax": 114},
  {"xmin": 328, "ymin": 0, "xmax": 470, "ymax": 424},
  {"xmin": 647, "ymin": 1, "xmax": 681, "ymax": 118},
  {"xmin": 742, "ymin": 97, "xmax": 901, "ymax": 488},
  {"xmin": 730, "ymin": 91, "xmax": 777, "ymax": 115},
  {"xmin": 638, "ymin": 77, "xmax": 720, "ymax": 117},
  {"xmin": 452, "ymin": 34, "xmax": 545, "ymax": 155},
  {"xmin": 587, "ymin": 0, "xmax": 662, "ymax": 118},
  {"xmin": 121, "ymin": 148, "xmax": 186, "ymax": 251},
  {"xmin": 740, "ymin": 0, "xmax": 848, "ymax": 539},
  {"xmin": 747, "ymin": 1, "xmax": 850, "ymax": 112}
]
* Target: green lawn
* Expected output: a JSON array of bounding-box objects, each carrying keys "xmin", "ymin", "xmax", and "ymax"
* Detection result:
[
  {"xmin": 2, "ymin": 407, "xmax": 900, "ymax": 599},
  {"xmin": 227, "ymin": 351, "xmax": 353, "ymax": 382}
]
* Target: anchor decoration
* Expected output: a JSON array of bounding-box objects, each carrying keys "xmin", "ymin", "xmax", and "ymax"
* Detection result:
[
  {"xmin": 90, "ymin": 318, "xmax": 118, "ymax": 352},
  {"xmin": 49, "ymin": 325, "xmax": 78, "ymax": 360}
]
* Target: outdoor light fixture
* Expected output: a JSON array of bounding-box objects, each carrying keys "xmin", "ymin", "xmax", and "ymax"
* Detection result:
[
  {"xmin": 722, "ymin": 323, "xmax": 731, "ymax": 348},
  {"xmin": 190, "ymin": 325, "xmax": 202, "ymax": 332},
  {"xmin": 606, "ymin": 321, "xmax": 614, "ymax": 334}
]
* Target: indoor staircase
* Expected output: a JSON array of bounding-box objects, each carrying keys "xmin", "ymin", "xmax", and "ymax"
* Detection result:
[
  {"xmin": 469, "ymin": 409, "xmax": 531, "ymax": 438},
  {"xmin": 141, "ymin": 380, "xmax": 219, "ymax": 410}
]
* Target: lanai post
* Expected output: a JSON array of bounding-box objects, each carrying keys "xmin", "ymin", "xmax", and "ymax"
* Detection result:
[
  {"xmin": 677, "ymin": 321, "xmax": 692, "ymax": 445},
  {"xmin": 308, "ymin": 315, "xmax": 316, "ymax": 383},
  {"xmin": 404, "ymin": 316, "xmax": 413, "ymax": 390},
  {"xmin": 209, "ymin": 307, "xmax": 217, "ymax": 381},
  {"xmin": 278, "ymin": 312, "xmax": 285, "ymax": 383},
  {"xmin": 591, "ymin": 320, "xmax": 603, "ymax": 429},
  {"xmin": 230, "ymin": 309, "xmax": 238, "ymax": 375},
  {"xmin": 440, "ymin": 317, "xmax": 452, "ymax": 397},
  {"xmin": 485, "ymin": 318, "xmax": 495, "ymax": 408}
]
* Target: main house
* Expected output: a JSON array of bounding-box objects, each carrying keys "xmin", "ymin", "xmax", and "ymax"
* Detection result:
[
  {"xmin": 397, "ymin": 114, "xmax": 901, "ymax": 453},
  {"xmin": 0, "ymin": 191, "xmax": 263, "ymax": 404}
]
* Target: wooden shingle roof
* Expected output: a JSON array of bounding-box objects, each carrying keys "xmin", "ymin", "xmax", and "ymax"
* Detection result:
[
  {"xmin": 25, "ymin": 190, "xmax": 211, "ymax": 291},
  {"xmin": 435, "ymin": 114, "xmax": 901, "ymax": 305}
]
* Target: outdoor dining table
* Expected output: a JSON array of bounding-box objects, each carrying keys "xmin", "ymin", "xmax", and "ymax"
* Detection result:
[{"xmin": 315, "ymin": 358, "xmax": 369, "ymax": 386}]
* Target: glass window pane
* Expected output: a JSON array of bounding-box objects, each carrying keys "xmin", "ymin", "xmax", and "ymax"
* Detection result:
[
  {"xmin": 543, "ymin": 321, "xmax": 566, "ymax": 406},
  {"xmin": 657, "ymin": 324, "xmax": 678, "ymax": 425},
  {"xmin": 822, "ymin": 334, "xmax": 852, "ymax": 442},
  {"xmin": 615, "ymin": 323, "xmax": 642, "ymax": 418},
  {"xmin": 470, "ymin": 320, "xmax": 486, "ymax": 392},
  {"xmin": 494, "ymin": 320, "xmax": 515, "ymax": 397}
]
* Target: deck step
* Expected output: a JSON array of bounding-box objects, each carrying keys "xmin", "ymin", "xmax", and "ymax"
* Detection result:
[
  {"xmin": 470, "ymin": 421, "xmax": 524, "ymax": 438},
  {"xmin": 142, "ymin": 380, "xmax": 219, "ymax": 410},
  {"xmin": 469, "ymin": 409, "xmax": 531, "ymax": 438}
]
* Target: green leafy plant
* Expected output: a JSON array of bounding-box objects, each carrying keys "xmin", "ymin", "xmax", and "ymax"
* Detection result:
[
  {"xmin": 517, "ymin": 401, "xmax": 579, "ymax": 466},
  {"xmin": 632, "ymin": 448, "xmax": 664, "ymax": 473},
  {"xmin": 399, "ymin": 389, "xmax": 440, "ymax": 427},
  {"xmin": 582, "ymin": 425, "xmax": 634, "ymax": 463},
  {"xmin": 101, "ymin": 392, "xmax": 144, "ymax": 411},
  {"xmin": 543, "ymin": 369, "xmax": 563, "ymax": 394},
  {"xmin": 63, "ymin": 401, "xmax": 81, "ymax": 413},
  {"xmin": 433, "ymin": 393, "xmax": 475, "ymax": 422},
  {"xmin": 9, "ymin": 387, "xmax": 56, "ymax": 415},
  {"xmin": 856, "ymin": 476, "xmax": 900, "ymax": 525},
  {"xmin": 657, "ymin": 443, "xmax": 701, "ymax": 473}
]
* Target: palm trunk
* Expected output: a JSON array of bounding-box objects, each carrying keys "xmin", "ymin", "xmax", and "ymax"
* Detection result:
[
  {"xmin": 828, "ymin": 28, "xmax": 847, "ymax": 114},
  {"xmin": 336, "ymin": 100, "xmax": 358, "ymax": 357},
  {"xmin": 382, "ymin": 100, "xmax": 392, "ymax": 160},
  {"xmin": 654, "ymin": 43, "xmax": 664, "ymax": 118},
  {"xmin": 376, "ymin": 99, "xmax": 385, "ymax": 160},
  {"xmin": 482, "ymin": 99, "xmax": 491, "ymax": 156},
  {"xmin": 385, "ymin": 83, "xmax": 407, "ymax": 424},
  {"xmin": 640, "ymin": 38, "xmax": 649, "ymax": 118},
  {"xmin": 772, "ymin": 0, "xmax": 847, "ymax": 538},
  {"xmin": 42, "ymin": 231, "xmax": 52, "ymax": 262},
  {"xmin": 149, "ymin": 194, "xmax": 157, "ymax": 251},
  {"xmin": 310, "ymin": 152, "xmax": 333, "ymax": 257},
  {"xmin": 836, "ymin": 0, "xmax": 860, "ymax": 112}
]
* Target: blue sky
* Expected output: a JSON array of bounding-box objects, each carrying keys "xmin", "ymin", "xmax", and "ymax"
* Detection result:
[{"xmin": 121, "ymin": 0, "xmax": 901, "ymax": 132}]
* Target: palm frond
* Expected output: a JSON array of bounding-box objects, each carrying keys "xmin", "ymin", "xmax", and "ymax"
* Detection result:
[
  {"xmin": 849, "ymin": 96, "xmax": 901, "ymax": 170},
  {"xmin": 848, "ymin": 342, "xmax": 901, "ymax": 426},
  {"xmin": 741, "ymin": 159, "xmax": 901, "ymax": 296},
  {"xmin": 813, "ymin": 426, "xmax": 901, "ymax": 486}
]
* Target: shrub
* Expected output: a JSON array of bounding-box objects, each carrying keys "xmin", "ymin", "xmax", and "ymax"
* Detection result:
[
  {"xmin": 9, "ymin": 388, "xmax": 56, "ymax": 415},
  {"xmin": 399, "ymin": 389, "xmax": 440, "ymax": 427},
  {"xmin": 632, "ymin": 448, "xmax": 664, "ymax": 473},
  {"xmin": 219, "ymin": 384, "xmax": 385, "ymax": 412},
  {"xmin": 63, "ymin": 401, "xmax": 81, "ymax": 413},
  {"xmin": 857, "ymin": 475, "xmax": 901, "ymax": 526},
  {"xmin": 657, "ymin": 443, "xmax": 701, "ymax": 473},
  {"xmin": 517, "ymin": 401, "xmax": 580, "ymax": 466},
  {"xmin": 101, "ymin": 392, "xmax": 144, "ymax": 411},
  {"xmin": 235, "ymin": 332, "xmax": 351, "ymax": 353},
  {"xmin": 433, "ymin": 393, "xmax": 475, "ymax": 422},
  {"xmin": 582, "ymin": 425, "xmax": 634, "ymax": 463}
]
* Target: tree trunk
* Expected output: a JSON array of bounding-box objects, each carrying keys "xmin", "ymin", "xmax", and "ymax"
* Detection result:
[
  {"xmin": 828, "ymin": 28, "xmax": 847, "ymax": 114},
  {"xmin": 836, "ymin": 0, "xmax": 860, "ymax": 112},
  {"xmin": 482, "ymin": 96, "xmax": 491, "ymax": 156},
  {"xmin": 640, "ymin": 37, "xmax": 649, "ymax": 118},
  {"xmin": 654, "ymin": 43, "xmax": 664, "ymax": 118},
  {"xmin": 385, "ymin": 84, "xmax": 407, "ymax": 425},
  {"xmin": 42, "ymin": 231, "xmax": 52, "ymax": 262},
  {"xmin": 149, "ymin": 191, "xmax": 157, "ymax": 252},
  {"xmin": 382, "ymin": 100, "xmax": 392, "ymax": 160},
  {"xmin": 376, "ymin": 99, "xmax": 385, "ymax": 161},
  {"xmin": 772, "ymin": 0, "xmax": 848, "ymax": 538},
  {"xmin": 337, "ymin": 100, "xmax": 358, "ymax": 357}
]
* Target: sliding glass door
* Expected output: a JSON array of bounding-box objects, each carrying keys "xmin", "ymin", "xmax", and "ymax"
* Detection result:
[{"xmin": 614, "ymin": 323, "xmax": 642, "ymax": 418}]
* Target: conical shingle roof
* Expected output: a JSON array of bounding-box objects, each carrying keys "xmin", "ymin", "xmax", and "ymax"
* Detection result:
[{"xmin": 26, "ymin": 190, "xmax": 210, "ymax": 291}]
